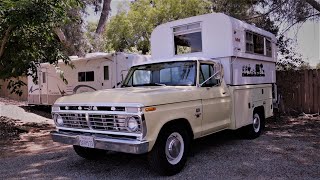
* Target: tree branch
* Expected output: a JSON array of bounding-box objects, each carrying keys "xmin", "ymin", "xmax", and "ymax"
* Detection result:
[
  {"xmin": 54, "ymin": 27, "xmax": 67, "ymax": 44},
  {"xmin": 304, "ymin": 0, "xmax": 320, "ymax": 12},
  {"xmin": 245, "ymin": 2, "xmax": 283, "ymax": 21},
  {"xmin": 0, "ymin": 25, "xmax": 14, "ymax": 59},
  {"xmin": 95, "ymin": 0, "xmax": 112, "ymax": 36},
  {"xmin": 280, "ymin": 12, "xmax": 320, "ymax": 34}
]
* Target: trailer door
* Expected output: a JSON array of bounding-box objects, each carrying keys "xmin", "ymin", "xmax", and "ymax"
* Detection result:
[
  {"xmin": 39, "ymin": 68, "xmax": 49, "ymax": 104},
  {"xmin": 100, "ymin": 61, "xmax": 113, "ymax": 89}
]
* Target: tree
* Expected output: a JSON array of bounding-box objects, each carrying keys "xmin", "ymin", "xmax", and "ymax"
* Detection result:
[
  {"xmin": 298, "ymin": 62, "xmax": 311, "ymax": 70},
  {"xmin": 106, "ymin": 0, "xmax": 212, "ymax": 54},
  {"xmin": 0, "ymin": 0, "xmax": 84, "ymax": 94},
  {"xmin": 252, "ymin": 0, "xmax": 320, "ymax": 34}
]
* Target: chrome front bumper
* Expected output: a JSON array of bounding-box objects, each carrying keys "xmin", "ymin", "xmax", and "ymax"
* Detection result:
[{"xmin": 51, "ymin": 131, "xmax": 149, "ymax": 154}]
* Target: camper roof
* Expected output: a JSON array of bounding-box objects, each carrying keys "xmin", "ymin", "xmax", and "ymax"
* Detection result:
[{"xmin": 133, "ymin": 56, "xmax": 218, "ymax": 66}]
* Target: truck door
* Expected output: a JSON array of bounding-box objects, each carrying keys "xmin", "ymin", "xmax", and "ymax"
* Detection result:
[
  {"xmin": 39, "ymin": 68, "xmax": 49, "ymax": 105},
  {"xmin": 199, "ymin": 62, "xmax": 231, "ymax": 135}
]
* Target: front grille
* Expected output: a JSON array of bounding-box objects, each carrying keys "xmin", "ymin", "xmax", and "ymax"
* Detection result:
[
  {"xmin": 89, "ymin": 114, "xmax": 127, "ymax": 131},
  {"xmin": 60, "ymin": 113, "xmax": 89, "ymax": 129},
  {"xmin": 59, "ymin": 113, "xmax": 141, "ymax": 133}
]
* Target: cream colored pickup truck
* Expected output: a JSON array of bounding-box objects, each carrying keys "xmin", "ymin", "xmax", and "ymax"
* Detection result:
[{"xmin": 51, "ymin": 58, "xmax": 273, "ymax": 175}]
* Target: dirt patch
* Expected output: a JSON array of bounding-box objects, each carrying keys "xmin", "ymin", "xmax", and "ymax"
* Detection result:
[
  {"xmin": 0, "ymin": 116, "xmax": 28, "ymax": 140},
  {"xmin": 0, "ymin": 116, "xmax": 53, "ymax": 140}
]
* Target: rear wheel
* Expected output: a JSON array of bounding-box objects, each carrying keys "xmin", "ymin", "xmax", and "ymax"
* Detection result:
[
  {"xmin": 244, "ymin": 110, "xmax": 265, "ymax": 139},
  {"xmin": 73, "ymin": 145, "xmax": 107, "ymax": 160},
  {"xmin": 148, "ymin": 125, "xmax": 190, "ymax": 176}
]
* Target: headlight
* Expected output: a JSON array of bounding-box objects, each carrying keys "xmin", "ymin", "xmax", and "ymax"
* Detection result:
[
  {"xmin": 126, "ymin": 116, "xmax": 139, "ymax": 132},
  {"xmin": 53, "ymin": 114, "xmax": 64, "ymax": 126}
]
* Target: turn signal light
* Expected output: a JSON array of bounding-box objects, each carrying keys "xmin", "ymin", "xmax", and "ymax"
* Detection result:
[{"xmin": 145, "ymin": 107, "xmax": 156, "ymax": 112}]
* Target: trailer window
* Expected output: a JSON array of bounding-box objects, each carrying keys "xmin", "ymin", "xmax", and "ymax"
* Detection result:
[
  {"xmin": 42, "ymin": 72, "xmax": 46, "ymax": 84},
  {"xmin": 174, "ymin": 32, "xmax": 202, "ymax": 55},
  {"xmin": 104, "ymin": 66, "xmax": 109, "ymax": 80},
  {"xmin": 78, "ymin": 71, "xmax": 94, "ymax": 82}
]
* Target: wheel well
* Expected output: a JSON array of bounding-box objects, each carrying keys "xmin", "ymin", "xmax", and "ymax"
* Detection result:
[
  {"xmin": 254, "ymin": 106, "xmax": 265, "ymax": 120},
  {"xmin": 161, "ymin": 119, "xmax": 194, "ymax": 140}
]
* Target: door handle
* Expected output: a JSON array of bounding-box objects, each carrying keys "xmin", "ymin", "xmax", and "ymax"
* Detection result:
[{"xmin": 222, "ymin": 92, "xmax": 227, "ymax": 95}]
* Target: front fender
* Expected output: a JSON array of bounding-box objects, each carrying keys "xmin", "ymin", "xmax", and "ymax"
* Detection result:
[{"xmin": 143, "ymin": 100, "xmax": 202, "ymax": 151}]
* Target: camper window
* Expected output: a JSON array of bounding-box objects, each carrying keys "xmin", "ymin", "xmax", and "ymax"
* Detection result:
[
  {"xmin": 174, "ymin": 32, "xmax": 202, "ymax": 55},
  {"xmin": 104, "ymin": 66, "xmax": 109, "ymax": 80},
  {"xmin": 245, "ymin": 31, "xmax": 272, "ymax": 57},
  {"xmin": 266, "ymin": 39, "xmax": 272, "ymax": 57},
  {"xmin": 78, "ymin": 71, "xmax": 94, "ymax": 82}
]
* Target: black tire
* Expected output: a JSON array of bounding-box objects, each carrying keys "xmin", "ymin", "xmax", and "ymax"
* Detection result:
[
  {"xmin": 244, "ymin": 110, "xmax": 265, "ymax": 139},
  {"xmin": 148, "ymin": 124, "xmax": 191, "ymax": 176},
  {"xmin": 73, "ymin": 145, "xmax": 107, "ymax": 160}
]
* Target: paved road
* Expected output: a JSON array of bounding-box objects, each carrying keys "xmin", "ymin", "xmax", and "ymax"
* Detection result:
[{"xmin": 0, "ymin": 117, "xmax": 319, "ymax": 179}]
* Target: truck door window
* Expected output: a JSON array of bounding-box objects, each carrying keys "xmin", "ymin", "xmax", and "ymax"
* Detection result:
[{"xmin": 199, "ymin": 64, "xmax": 220, "ymax": 87}]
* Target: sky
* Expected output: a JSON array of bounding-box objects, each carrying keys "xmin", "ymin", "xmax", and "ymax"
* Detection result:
[{"xmin": 86, "ymin": 0, "xmax": 320, "ymax": 67}]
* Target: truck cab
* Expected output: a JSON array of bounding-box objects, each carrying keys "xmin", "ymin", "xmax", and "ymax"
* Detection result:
[{"xmin": 51, "ymin": 13, "xmax": 277, "ymax": 175}]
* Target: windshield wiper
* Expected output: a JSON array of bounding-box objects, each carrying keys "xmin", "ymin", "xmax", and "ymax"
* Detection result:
[{"xmin": 133, "ymin": 83, "xmax": 166, "ymax": 87}]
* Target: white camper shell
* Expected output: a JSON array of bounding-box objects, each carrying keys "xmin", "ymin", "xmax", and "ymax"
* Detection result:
[
  {"xmin": 151, "ymin": 13, "xmax": 277, "ymax": 86},
  {"xmin": 28, "ymin": 52, "xmax": 150, "ymax": 105}
]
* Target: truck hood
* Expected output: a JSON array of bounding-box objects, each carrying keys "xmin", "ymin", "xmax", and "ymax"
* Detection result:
[{"xmin": 55, "ymin": 86, "xmax": 201, "ymax": 106}]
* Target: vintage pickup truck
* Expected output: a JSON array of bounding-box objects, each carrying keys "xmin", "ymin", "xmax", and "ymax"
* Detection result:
[{"xmin": 51, "ymin": 13, "xmax": 277, "ymax": 175}]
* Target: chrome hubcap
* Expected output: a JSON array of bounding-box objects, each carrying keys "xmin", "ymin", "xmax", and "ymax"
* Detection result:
[
  {"xmin": 253, "ymin": 113, "xmax": 261, "ymax": 133},
  {"xmin": 165, "ymin": 132, "xmax": 184, "ymax": 165}
]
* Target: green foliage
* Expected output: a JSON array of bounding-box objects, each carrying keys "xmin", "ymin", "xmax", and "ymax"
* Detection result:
[
  {"xmin": 106, "ymin": 0, "xmax": 212, "ymax": 54},
  {"xmin": 298, "ymin": 62, "xmax": 311, "ymax": 70},
  {"xmin": 0, "ymin": 0, "xmax": 83, "ymax": 86}
]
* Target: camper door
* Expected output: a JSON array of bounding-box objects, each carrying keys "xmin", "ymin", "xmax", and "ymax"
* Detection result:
[{"xmin": 99, "ymin": 61, "xmax": 113, "ymax": 89}]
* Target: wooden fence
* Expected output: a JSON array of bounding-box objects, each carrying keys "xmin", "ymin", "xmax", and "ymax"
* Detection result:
[{"xmin": 277, "ymin": 70, "xmax": 320, "ymax": 114}]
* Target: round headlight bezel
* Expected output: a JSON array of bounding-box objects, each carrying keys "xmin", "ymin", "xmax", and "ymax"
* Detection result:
[
  {"xmin": 126, "ymin": 116, "xmax": 139, "ymax": 132},
  {"xmin": 54, "ymin": 114, "xmax": 64, "ymax": 127}
]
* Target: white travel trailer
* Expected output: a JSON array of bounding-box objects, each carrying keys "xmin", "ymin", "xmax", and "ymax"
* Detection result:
[{"xmin": 28, "ymin": 52, "xmax": 150, "ymax": 105}]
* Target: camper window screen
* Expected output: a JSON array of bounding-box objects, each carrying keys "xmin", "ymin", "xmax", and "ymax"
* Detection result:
[
  {"xmin": 174, "ymin": 32, "xmax": 202, "ymax": 55},
  {"xmin": 78, "ymin": 71, "xmax": 94, "ymax": 82}
]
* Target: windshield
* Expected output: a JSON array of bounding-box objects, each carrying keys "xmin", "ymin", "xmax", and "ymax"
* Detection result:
[{"xmin": 123, "ymin": 61, "xmax": 196, "ymax": 87}]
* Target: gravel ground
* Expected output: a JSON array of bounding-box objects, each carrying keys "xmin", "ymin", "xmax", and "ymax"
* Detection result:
[{"xmin": 0, "ymin": 98, "xmax": 319, "ymax": 179}]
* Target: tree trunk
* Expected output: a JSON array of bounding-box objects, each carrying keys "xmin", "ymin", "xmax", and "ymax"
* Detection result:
[
  {"xmin": 95, "ymin": 0, "xmax": 112, "ymax": 35},
  {"xmin": 0, "ymin": 25, "xmax": 14, "ymax": 59},
  {"xmin": 304, "ymin": 0, "xmax": 320, "ymax": 12}
]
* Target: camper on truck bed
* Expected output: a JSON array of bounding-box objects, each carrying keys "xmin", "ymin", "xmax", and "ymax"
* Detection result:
[
  {"xmin": 28, "ymin": 52, "xmax": 150, "ymax": 105},
  {"xmin": 50, "ymin": 13, "xmax": 277, "ymax": 175}
]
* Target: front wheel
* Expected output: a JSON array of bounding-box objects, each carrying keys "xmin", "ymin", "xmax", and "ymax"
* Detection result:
[{"xmin": 148, "ymin": 125, "xmax": 190, "ymax": 176}]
